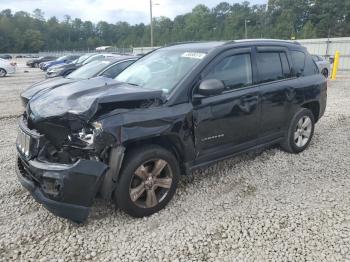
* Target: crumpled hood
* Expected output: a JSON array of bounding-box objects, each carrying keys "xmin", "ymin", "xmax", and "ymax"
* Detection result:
[
  {"xmin": 21, "ymin": 77, "xmax": 76, "ymax": 103},
  {"xmin": 29, "ymin": 76, "xmax": 163, "ymax": 122}
]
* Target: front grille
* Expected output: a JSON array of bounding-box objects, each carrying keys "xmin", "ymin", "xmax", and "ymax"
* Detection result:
[
  {"xmin": 17, "ymin": 157, "xmax": 41, "ymax": 184},
  {"xmin": 17, "ymin": 157, "xmax": 27, "ymax": 176},
  {"xmin": 17, "ymin": 129, "xmax": 32, "ymax": 157},
  {"xmin": 17, "ymin": 116, "xmax": 44, "ymax": 159}
]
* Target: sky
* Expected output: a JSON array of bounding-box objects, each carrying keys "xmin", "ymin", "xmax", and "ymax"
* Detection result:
[{"xmin": 0, "ymin": 0, "xmax": 267, "ymax": 24}]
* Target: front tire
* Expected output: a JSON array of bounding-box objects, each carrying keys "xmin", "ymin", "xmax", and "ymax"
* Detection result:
[
  {"xmin": 0, "ymin": 68, "xmax": 7, "ymax": 77},
  {"xmin": 281, "ymin": 108, "xmax": 315, "ymax": 153},
  {"xmin": 114, "ymin": 145, "xmax": 180, "ymax": 217}
]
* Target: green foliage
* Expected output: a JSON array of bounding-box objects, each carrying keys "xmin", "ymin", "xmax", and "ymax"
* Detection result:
[
  {"xmin": 0, "ymin": 1, "xmax": 349, "ymax": 53},
  {"xmin": 23, "ymin": 29, "xmax": 44, "ymax": 52}
]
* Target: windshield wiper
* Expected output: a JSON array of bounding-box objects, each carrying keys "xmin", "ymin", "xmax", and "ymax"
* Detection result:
[{"xmin": 126, "ymin": 82, "xmax": 140, "ymax": 87}]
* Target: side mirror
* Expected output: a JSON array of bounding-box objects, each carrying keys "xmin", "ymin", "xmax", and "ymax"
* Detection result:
[{"xmin": 197, "ymin": 79, "xmax": 225, "ymax": 96}]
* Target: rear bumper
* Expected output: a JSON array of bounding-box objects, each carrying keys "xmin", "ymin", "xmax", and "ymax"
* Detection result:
[
  {"xmin": 16, "ymin": 156, "xmax": 109, "ymax": 222},
  {"xmin": 319, "ymin": 82, "xmax": 327, "ymax": 119}
]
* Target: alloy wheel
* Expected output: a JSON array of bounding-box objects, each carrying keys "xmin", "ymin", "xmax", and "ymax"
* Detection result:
[
  {"xmin": 294, "ymin": 115, "xmax": 312, "ymax": 147},
  {"xmin": 129, "ymin": 159, "xmax": 173, "ymax": 208}
]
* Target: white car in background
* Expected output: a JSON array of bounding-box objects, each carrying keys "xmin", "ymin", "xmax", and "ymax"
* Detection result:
[
  {"xmin": 0, "ymin": 58, "xmax": 16, "ymax": 77},
  {"xmin": 312, "ymin": 55, "xmax": 331, "ymax": 78}
]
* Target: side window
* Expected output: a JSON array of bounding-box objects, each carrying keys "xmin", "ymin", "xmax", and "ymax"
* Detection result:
[
  {"xmin": 204, "ymin": 53, "xmax": 252, "ymax": 91},
  {"xmin": 256, "ymin": 52, "xmax": 284, "ymax": 83},
  {"xmin": 291, "ymin": 51, "xmax": 306, "ymax": 76},
  {"xmin": 280, "ymin": 52, "xmax": 291, "ymax": 78},
  {"xmin": 102, "ymin": 61, "xmax": 134, "ymax": 78},
  {"xmin": 304, "ymin": 55, "xmax": 319, "ymax": 76}
]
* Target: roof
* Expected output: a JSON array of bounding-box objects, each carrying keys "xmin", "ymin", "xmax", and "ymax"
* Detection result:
[
  {"xmin": 104, "ymin": 55, "xmax": 137, "ymax": 62},
  {"xmin": 231, "ymin": 39, "xmax": 301, "ymax": 45},
  {"xmin": 163, "ymin": 41, "xmax": 226, "ymax": 52},
  {"xmin": 163, "ymin": 39, "xmax": 301, "ymax": 52}
]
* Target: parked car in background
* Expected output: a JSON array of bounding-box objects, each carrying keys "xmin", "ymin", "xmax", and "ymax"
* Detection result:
[
  {"xmin": 26, "ymin": 56, "xmax": 57, "ymax": 68},
  {"xmin": 21, "ymin": 56, "xmax": 137, "ymax": 106},
  {"xmin": 0, "ymin": 54, "xmax": 13, "ymax": 60},
  {"xmin": 16, "ymin": 40, "xmax": 327, "ymax": 222},
  {"xmin": 24, "ymin": 54, "xmax": 39, "ymax": 58},
  {"xmin": 81, "ymin": 53, "xmax": 122, "ymax": 66},
  {"xmin": 45, "ymin": 53, "xmax": 97, "ymax": 78},
  {"xmin": 312, "ymin": 55, "xmax": 331, "ymax": 78},
  {"xmin": 0, "ymin": 58, "xmax": 16, "ymax": 77},
  {"xmin": 40, "ymin": 55, "xmax": 81, "ymax": 71}
]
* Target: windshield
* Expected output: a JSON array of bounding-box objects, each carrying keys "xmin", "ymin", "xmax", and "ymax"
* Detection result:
[
  {"xmin": 57, "ymin": 56, "xmax": 68, "ymax": 61},
  {"xmin": 76, "ymin": 54, "xmax": 94, "ymax": 64},
  {"xmin": 115, "ymin": 49, "xmax": 206, "ymax": 94},
  {"xmin": 82, "ymin": 54, "xmax": 104, "ymax": 65},
  {"xmin": 66, "ymin": 60, "xmax": 112, "ymax": 80}
]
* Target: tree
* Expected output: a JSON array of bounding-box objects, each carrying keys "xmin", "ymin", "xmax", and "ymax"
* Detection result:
[
  {"xmin": 23, "ymin": 29, "xmax": 44, "ymax": 52},
  {"xmin": 0, "ymin": 1, "xmax": 349, "ymax": 53},
  {"xmin": 33, "ymin": 8, "xmax": 45, "ymax": 21}
]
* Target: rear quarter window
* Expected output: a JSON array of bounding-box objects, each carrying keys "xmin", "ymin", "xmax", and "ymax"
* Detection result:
[
  {"xmin": 291, "ymin": 51, "xmax": 305, "ymax": 76},
  {"xmin": 304, "ymin": 55, "xmax": 319, "ymax": 76}
]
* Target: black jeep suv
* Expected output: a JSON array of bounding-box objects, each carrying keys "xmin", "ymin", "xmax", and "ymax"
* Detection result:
[{"xmin": 16, "ymin": 40, "xmax": 327, "ymax": 222}]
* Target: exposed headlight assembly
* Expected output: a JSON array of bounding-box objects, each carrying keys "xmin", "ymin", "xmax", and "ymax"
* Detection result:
[{"xmin": 69, "ymin": 122, "xmax": 102, "ymax": 147}]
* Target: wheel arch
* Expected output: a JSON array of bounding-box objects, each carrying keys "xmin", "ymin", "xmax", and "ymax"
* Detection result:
[
  {"xmin": 123, "ymin": 135, "xmax": 187, "ymax": 175},
  {"xmin": 302, "ymin": 101, "xmax": 320, "ymax": 123}
]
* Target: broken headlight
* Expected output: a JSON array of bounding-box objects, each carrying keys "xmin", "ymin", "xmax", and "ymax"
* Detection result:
[{"xmin": 69, "ymin": 122, "xmax": 102, "ymax": 147}]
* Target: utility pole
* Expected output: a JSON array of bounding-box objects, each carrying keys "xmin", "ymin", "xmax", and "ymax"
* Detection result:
[
  {"xmin": 245, "ymin": 19, "xmax": 250, "ymax": 39},
  {"xmin": 150, "ymin": 0, "xmax": 154, "ymax": 47}
]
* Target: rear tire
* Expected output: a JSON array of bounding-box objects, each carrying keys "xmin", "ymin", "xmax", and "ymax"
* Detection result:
[
  {"xmin": 114, "ymin": 145, "xmax": 180, "ymax": 217},
  {"xmin": 322, "ymin": 68, "xmax": 328, "ymax": 78},
  {"xmin": 281, "ymin": 108, "xmax": 315, "ymax": 153},
  {"xmin": 0, "ymin": 68, "xmax": 7, "ymax": 77}
]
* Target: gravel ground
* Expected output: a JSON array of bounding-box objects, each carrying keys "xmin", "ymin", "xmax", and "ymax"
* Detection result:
[{"xmin": 0, "ymin": 62, "xmax": 350, "ymax": 261}]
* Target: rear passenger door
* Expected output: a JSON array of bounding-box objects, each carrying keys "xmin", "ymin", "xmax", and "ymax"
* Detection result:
[{"xmin": 255, "ymin": 46, "xmax": 298, "ymax": 141}]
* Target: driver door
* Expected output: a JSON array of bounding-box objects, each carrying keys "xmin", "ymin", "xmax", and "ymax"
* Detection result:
[{"xmin": 192, "ymin": 48, "xmax": 261, "ymax": 164}]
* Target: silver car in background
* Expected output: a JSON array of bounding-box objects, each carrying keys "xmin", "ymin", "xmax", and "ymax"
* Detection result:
[
  {"xmin": 0, "ymin": 58, "xmax": 16, "ymax": 77},
  {"xmin": 312, "ymin": 55, "xmax": 331, "ymax": 78}
]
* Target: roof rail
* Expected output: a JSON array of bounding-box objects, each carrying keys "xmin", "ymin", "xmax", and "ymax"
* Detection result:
[
  {"xmin": 165, "ymin": 41, "xmax": 204, "ymax": 47},
  {"xmin": 224, "ymin": 39, "xmax": 301, "ymax": 45}
]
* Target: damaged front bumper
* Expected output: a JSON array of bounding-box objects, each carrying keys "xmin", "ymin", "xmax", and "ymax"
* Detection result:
[
  {"xmin": 16, "ymin": 156, "xmax": 108, "ymax": 222},
  {"xmin": 15, "ymin": 116, "xmax": 109, "ymax": 222}
]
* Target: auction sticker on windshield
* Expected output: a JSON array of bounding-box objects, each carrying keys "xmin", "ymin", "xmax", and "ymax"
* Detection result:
[{"xmin": 181, "ymin": 52, "xmax": 206, "ymax": 59}]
